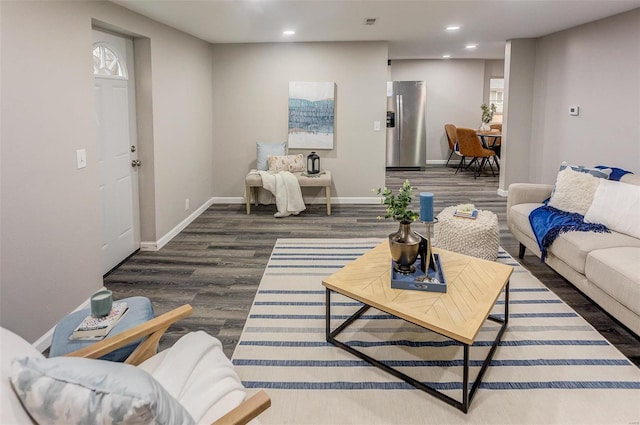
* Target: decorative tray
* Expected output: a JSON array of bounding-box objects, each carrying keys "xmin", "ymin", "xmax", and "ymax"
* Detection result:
[{"xmin": 391, "ymin": 254, "xmax": 447, "ymax": 293}]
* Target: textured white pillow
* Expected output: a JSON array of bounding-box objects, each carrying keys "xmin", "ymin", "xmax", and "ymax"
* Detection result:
[
  {"xmin": 584, "ymin": 179, "xmax": 640, "ymax": 239},
  {"xmin": 10, "ymin": 356, "xmax": 194, "ymax": 425},
  {"xmin": 548, "ymin": 167, "xmax": 601, "ymax": 215}
]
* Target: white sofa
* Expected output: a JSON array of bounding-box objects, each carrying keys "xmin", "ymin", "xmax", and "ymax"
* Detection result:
[{"xmin": 507, "ymin": 173, "xmax": 640, "ymax": 336}]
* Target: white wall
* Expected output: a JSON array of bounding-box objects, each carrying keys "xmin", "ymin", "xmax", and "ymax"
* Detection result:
[
  {"xmin": 211, "ymin": 42, "xmax": 389, "ymax": 200},
  {"xmin": 389, "ymin": 60, "xmax": 488, "ymax": 162},
  {"xmin": 529, "ymin": 8, "xmax": 640, "ymax": 184},
  {"xmin": 500, "ymin": 39, "xmax": 537, "ymax": 193},
  {"xmin": 0, "ymin": 1, "xmax": 214, "ymax": 341},
  {"xmin": 1, "ymin": 1, "xmax": 101, "ymax": 342}
]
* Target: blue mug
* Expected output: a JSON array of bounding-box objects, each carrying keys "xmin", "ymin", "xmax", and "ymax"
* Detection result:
[{"xmin": 91, "ymin": 290, "xmax": 113, "ymax": 317}]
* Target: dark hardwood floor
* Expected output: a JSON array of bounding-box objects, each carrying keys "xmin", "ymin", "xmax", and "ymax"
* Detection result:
[{"xmin": 104, "ymin": 166, "xmax": 640, "ymax": 366}]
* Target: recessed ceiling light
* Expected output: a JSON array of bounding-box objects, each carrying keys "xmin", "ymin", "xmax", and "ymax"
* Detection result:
[
  {"xmin": 283, "ymin": 30, "xmax": 295, "ymax": 36},
  {"xmin": 465, "ymin": 44, "xmax": 477, "ymax": 49},
  {"xmin": 442, "ymin": 54, "xmax": 451, "ymax": 59},
  {"xmin": 446, "ymin": 25, "xmax": 460, "ymax": 31}
]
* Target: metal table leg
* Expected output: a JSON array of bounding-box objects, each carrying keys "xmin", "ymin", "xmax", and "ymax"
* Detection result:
[{"xmin": 325, "ymin": 281, "xmax": 510, "ymax": 413}]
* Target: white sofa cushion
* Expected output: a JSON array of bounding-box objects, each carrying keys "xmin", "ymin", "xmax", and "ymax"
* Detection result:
[
  {"xmin": 1, "ymin": 328, "xmax": 42, "ymax": 424},
  {"xmin": 509, "ymin": 202, "xmax": 541, "ymax": 241},
  {"xmin": 549, "ymin": 230, "xmax": 640, "ymax": 274},
  {"xmin": 585, "ymin": 247, "xmax": 640, "ymax": 315},
  {"xmin": 10, "ymin": 355, "xmax": 194, "ymax": 425},
  {"xmin": 584, "ymin": 179, "xmax": 640, "ymax": 239}
]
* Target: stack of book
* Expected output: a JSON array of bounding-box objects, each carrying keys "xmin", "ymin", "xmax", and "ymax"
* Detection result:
[
  {"xmin": 454, "ymin": 208, "xmax": 478, "ymax": 219},
  {"xmin": 71, "ymin": 301, "xmax": 128, "ymax": 340}
]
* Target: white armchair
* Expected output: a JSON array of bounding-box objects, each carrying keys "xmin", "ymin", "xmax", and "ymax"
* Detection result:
[{"xmin": 1, "ymin": 305, "xmax": 270, "ymax": 425}]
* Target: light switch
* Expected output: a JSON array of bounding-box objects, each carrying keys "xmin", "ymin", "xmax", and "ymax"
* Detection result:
[
  {"xmin": 373, "ymin": 121, "xmax": 381, "ymax": 131},
  {"xmin": 76, "ymin": 149, "xmax": 87, "ymax": 169},
  {"xmin": 569, "ymin": 106, "xmax": 580, "ymax": 116}
]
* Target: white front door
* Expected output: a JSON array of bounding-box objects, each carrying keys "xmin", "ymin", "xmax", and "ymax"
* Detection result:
[{"xmin": 93, "ymin": 30, "xmax": 140, "ymax": 274}]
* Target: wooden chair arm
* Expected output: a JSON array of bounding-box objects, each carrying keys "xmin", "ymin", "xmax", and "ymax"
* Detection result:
[
  {"xmin": 213, "ymin": 390, "xmax": 271, "ymax": 425},
  {"xmin": 63, "ymin": 304, "xmax": 193, "ymax": 365}
]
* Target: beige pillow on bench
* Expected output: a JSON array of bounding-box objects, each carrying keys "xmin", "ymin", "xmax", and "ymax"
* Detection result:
[{"xmin": 268, "ymin": 154, "xmax": 306, "ymax": 172}]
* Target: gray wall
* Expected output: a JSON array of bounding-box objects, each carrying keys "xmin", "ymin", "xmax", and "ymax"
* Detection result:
[
  {"xmin": 390, "ymin": 60, "xmax": 493, "ymax": 162},
  {"xmin": 506, "ymin": 8, "xmax": 640, "ymax": 188},
  {"xmin": 0, "ymin": 1, "xmax": 214, "ymax": 341},
  {"xmin": 211, "ymin": 42, "xmax": 389, "ymax": 200},
  {"xmin": 500, "ymin": 39, "xmax": 537, "ymax": 193}
]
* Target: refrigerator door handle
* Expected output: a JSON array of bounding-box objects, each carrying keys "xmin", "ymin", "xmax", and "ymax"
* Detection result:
[{"xmin": 397, "ymin": 95, "xmax": 403, "ymax": 143}]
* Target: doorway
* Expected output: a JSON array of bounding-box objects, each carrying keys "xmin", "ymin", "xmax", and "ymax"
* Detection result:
[{"xmin": 93, "ymin": 29, "xmax": 141, "ymax": 275}]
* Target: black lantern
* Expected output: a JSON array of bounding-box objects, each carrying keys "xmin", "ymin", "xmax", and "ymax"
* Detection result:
[{"xmin": 307, "ymin": 152, "xmax": 320, "ymax": 174}]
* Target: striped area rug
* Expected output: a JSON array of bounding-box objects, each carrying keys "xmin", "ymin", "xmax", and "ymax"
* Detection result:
[{"xmin": 232, "ymin": 239, "xmax": 640, "ymax": 424}]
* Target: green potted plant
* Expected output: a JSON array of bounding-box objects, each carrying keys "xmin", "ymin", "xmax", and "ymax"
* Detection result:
[
  {"xmin": 480, "ymin": 103, "xmax": 496, "ymax": 131},
  {"xmin": 375, "ymin": 180, "xmax": 421, "ymax": 274}
]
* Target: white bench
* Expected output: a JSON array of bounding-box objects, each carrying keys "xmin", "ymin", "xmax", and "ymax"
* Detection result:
[{"xmin": 245, "ymin": 170, "xmax": 332, "ymax": 215}]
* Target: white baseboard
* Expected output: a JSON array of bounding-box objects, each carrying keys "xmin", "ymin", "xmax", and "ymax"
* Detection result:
[
  {"xmin": 212, "ymin": 196, "xmax": 381, "ymax": 204},
  {"xmin": 497, "ymin": 188, "xmax": 509, "ymax": 197},
  {"xmin": 426, "ymin": 160, "xmax": 447, "ymax": 165},
  {"xmin": 33, "ymin": 291, "xmax": 99, "ymax": 352},
  {"xmin": 212, "ymin": 197, "xmax": 247, "ymax": 204},
  {"xmin": 140, "ymin": 197, "xmax": 215, "ymax": 252}
]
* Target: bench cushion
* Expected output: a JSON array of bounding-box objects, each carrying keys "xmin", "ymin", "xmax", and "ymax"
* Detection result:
[{"xmin": 246, "ymin": 170, "xmax": 331, "ymax": 187}]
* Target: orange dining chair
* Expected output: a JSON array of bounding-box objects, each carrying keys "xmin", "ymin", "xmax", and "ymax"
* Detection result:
[
  {"xmin": 488, "ymin": 123, "xmax": 502, "ymax": 156},
  {"xmin": 444, "ymin": 124, "xmax": 463, "ymax": 168},
  {"xmin": 455, "ymin": 128, "xmax": 497, "ymax": 179}
]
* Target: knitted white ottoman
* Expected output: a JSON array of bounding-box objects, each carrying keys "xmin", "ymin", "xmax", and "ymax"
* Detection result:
[{"xmin": 434, "ymin": 206, "xmax": 500, "ymax": 261}]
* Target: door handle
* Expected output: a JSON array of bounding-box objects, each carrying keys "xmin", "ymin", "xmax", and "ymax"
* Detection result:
[
  {"xmin": 397, "ymin": 95, "xmax": 403, "ymax": 142},
  {"xmin": 131, "ymin": 160, "xmax": 141, "ymax": 167}
]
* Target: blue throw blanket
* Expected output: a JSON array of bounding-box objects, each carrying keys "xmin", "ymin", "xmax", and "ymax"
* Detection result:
[{"xmin": 529, "ymin": 204, "xmax": 609, "ymax": 261}]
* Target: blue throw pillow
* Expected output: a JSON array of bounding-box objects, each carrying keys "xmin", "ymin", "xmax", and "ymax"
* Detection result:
[
  {"xmin": 558, "ymin": 161, "xmax": 611, "ymax": 179},
  {"xmin": 595, "ymin": 165, "xmax": 633, "ymax": 181},
  {"xmin": 256, "ymin": 141, "xmax": 286, "ymax": 171}
]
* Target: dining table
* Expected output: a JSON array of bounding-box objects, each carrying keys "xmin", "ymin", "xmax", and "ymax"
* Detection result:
[{"xmin": 477, "ymin": 131, "xmax": 502, "ymax": 159}]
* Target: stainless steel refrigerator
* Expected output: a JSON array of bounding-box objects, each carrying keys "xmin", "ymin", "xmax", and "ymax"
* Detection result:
[{"xmin": 386, "ymin": 81, "xmax": 427, "ymax": 168}]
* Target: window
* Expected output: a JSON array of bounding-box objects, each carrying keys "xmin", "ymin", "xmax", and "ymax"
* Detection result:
[
  {"xmin": 489, "ymin": 78, "xmax": 504, "ymax": 123},
  {"xmin": 92, "ymin": 44, "xmax": 127, "ymax": 79}
]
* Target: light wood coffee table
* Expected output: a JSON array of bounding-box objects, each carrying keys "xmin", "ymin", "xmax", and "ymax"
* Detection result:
[{"xmin": 322, "ymin": 242, "xmax": 513, "ymax": 413}]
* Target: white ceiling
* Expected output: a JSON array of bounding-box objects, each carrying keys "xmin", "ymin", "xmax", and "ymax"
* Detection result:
[{"xmin": 113, "ymin": 0, "xmax": 640, "ymax": 59}]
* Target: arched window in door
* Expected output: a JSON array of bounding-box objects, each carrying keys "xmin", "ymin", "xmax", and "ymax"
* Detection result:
[{"xmin": 92, "ymin": 44, "xmax": 127, "ymax": 79}]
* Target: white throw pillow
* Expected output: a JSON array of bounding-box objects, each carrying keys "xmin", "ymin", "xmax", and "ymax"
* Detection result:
[
  {"xmin": 256, "ymin": 141, "xmax": 286, "ymax": 171},
  {"xmin": 584, "ymin": 179, "xmax": 640, "ymax": 239},
  {"xmin": 10, "ymin": 356, "xmax": 194, "ymax": 425},
  {"xmin": 548, "ymin": 167, "xmax": 601, "ymax": 215},
  {"xmin": 268, "ymin": 154, "xmax": 306, "ymax": 172}
]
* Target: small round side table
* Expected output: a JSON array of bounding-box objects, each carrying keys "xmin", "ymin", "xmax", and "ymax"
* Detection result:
[{"xmin": 49, "ymin": 296, "xmax": 154, "ymax": 362}]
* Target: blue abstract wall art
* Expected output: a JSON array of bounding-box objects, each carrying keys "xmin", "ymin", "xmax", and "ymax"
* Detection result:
[{"xmin": 288, "ymin": 81, "xmax": 335, "ymax": 149}]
